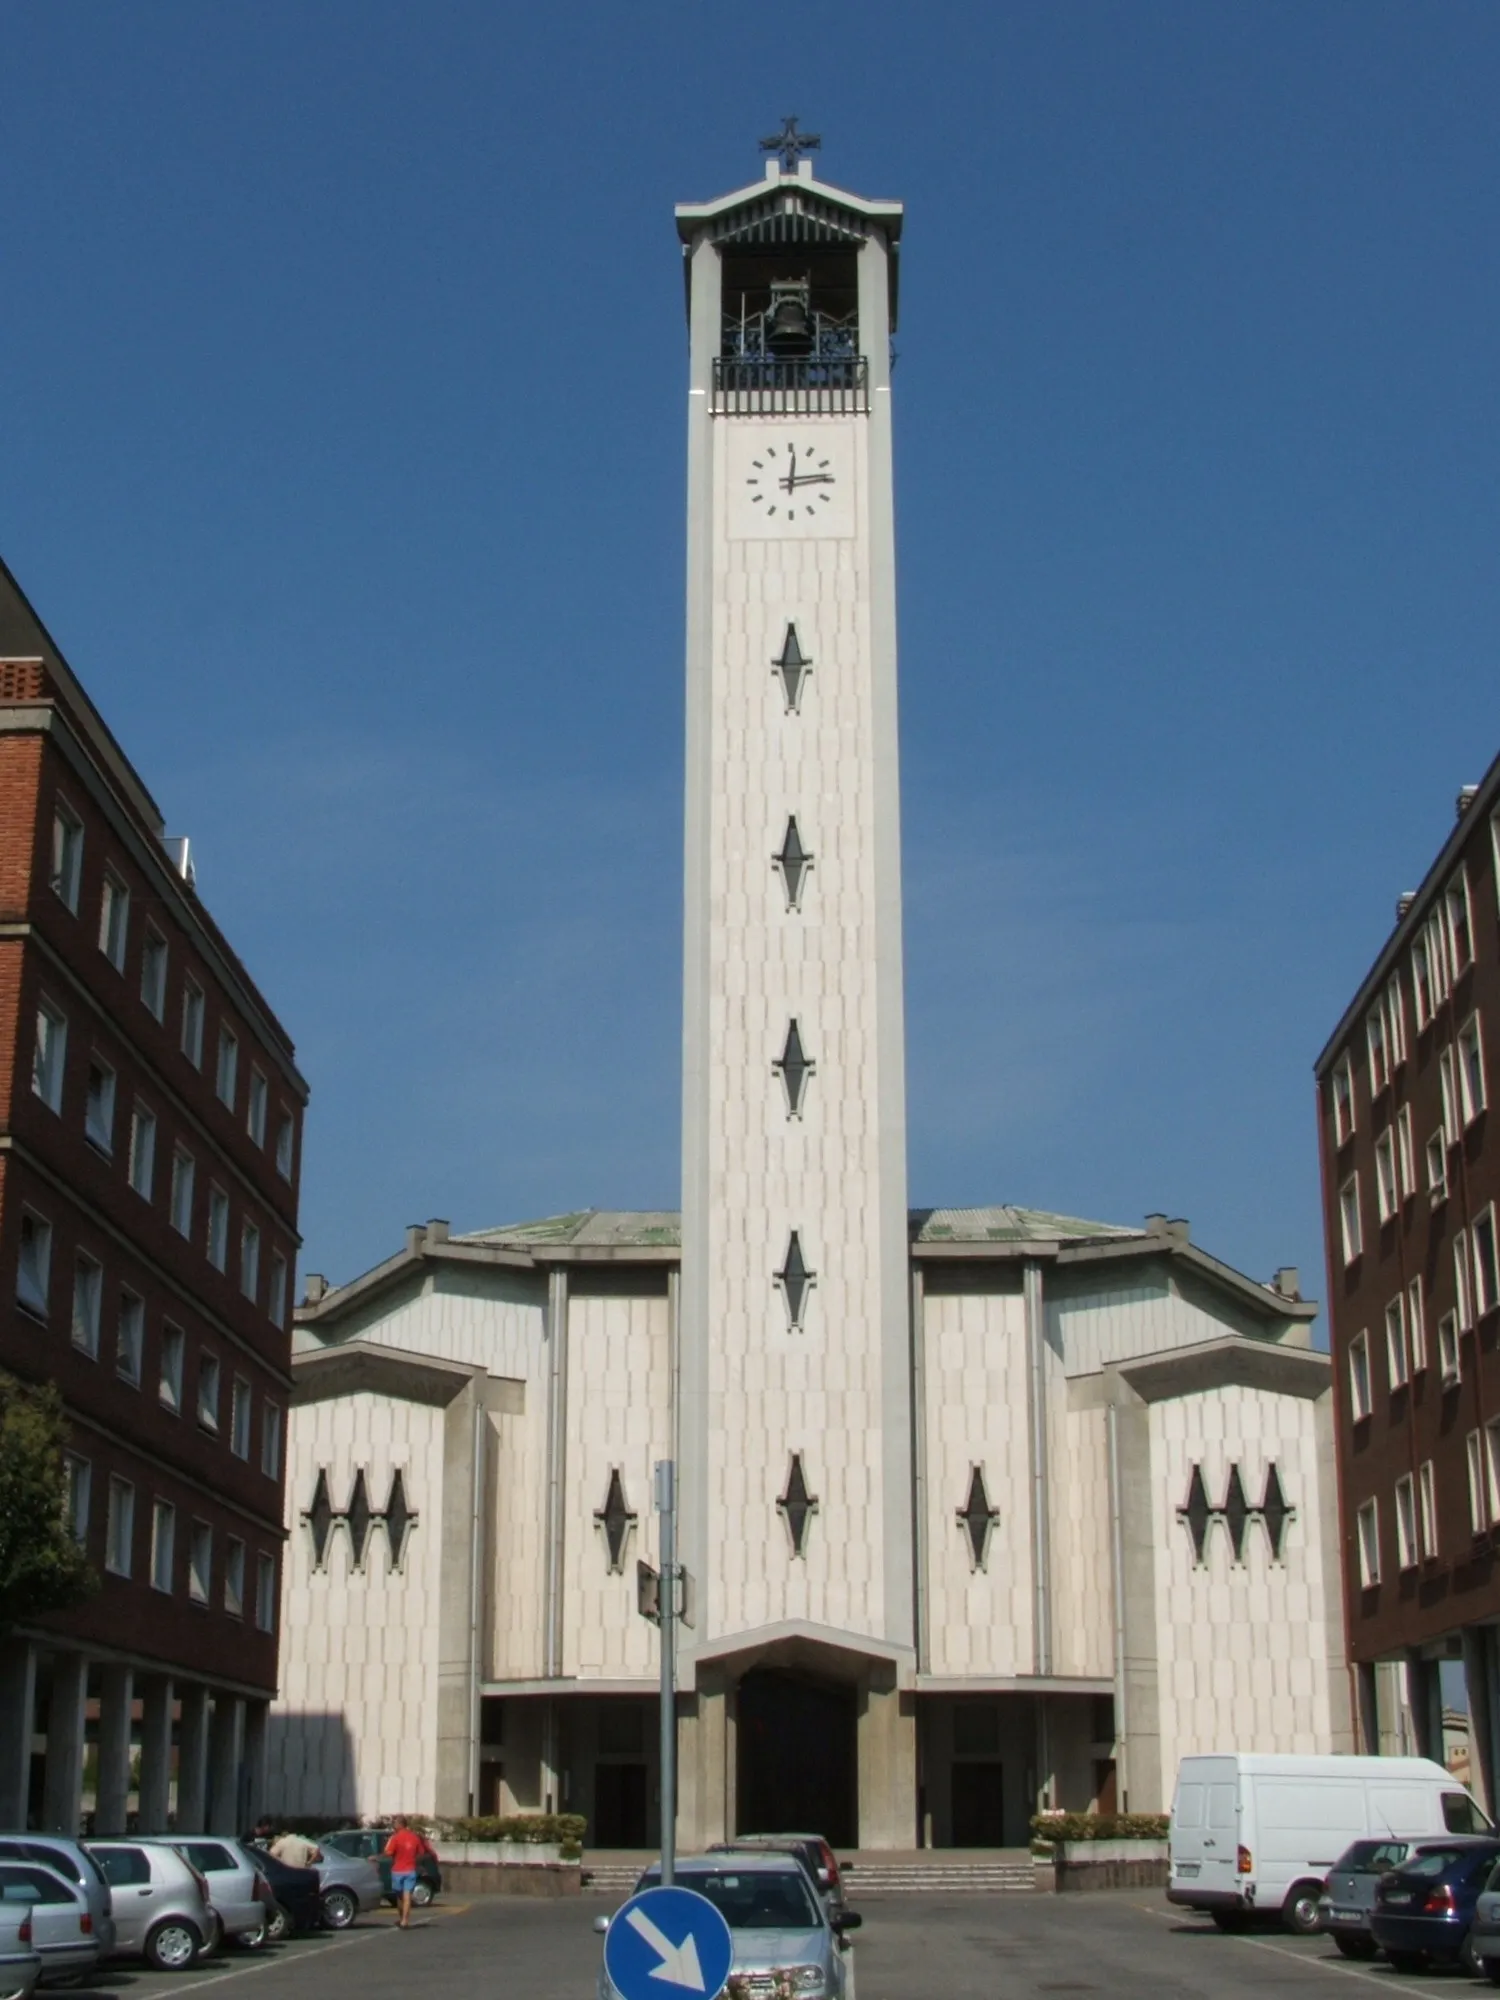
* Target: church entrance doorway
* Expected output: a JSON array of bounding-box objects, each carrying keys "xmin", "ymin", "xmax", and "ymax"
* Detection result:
[
  {"xmin": 593, "ymin": 1762, "xmax": 649, "ymax": 1847},
  {"xmin": 950, "ymin": 1761, "xmax": 1004, "ymax": 1846},
  {"xmin": 736, "ymin": 1668, "xmax": 857, "ymax": 1848}
]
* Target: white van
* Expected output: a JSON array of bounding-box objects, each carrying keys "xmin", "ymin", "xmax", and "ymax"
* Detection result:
[{"xmin": 1168, "ymin": 1754, "xmax": 1491, "ymax": 1932}]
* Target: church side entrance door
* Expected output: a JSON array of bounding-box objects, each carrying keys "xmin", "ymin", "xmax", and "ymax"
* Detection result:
[
  {"xmin": 593, "ymin": 1763, "xmax": 648, "ymax": 1847},
  {"xmin": 736, "ymin": 1668, "xmax": 856, "ymax": 1849},
  {"xmin": 950, "ymin": 1761, "xmax": 1004, "ymax": 1846}
]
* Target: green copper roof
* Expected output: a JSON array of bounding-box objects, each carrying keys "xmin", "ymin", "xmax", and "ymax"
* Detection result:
[
  {"xmin": 910, "ymin": 1206, "xmax": 1142, "ymax": 1244},
  {"xmin": 455, "ymin": 1206, "xmax": 1140, "ymax": 1251}
]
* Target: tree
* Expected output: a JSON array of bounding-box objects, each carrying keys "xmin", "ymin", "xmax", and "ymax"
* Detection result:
[{"xmin": 0, "ymin": 1371, "xmax": 95, "ymax": 1630}]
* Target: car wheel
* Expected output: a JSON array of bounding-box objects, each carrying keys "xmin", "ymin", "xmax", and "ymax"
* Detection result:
[
  {"xmin": 1460, "ymin": 1932, "xmax": 1483, "ymax": 1977},
  {"xmin": 235, "ymin": 1918, "xmax": 269, "ymax": 1952},
  {"xmin": 1332, "ymin": 1935, "xmax": 1378, "ymax": 1960},
  {"xmin": 321, "ymin": 1888, "xmax": 358, "ymax": 1931},
  {"xmin": 1386, "ymin": 1950, "xmax": 1429, "ymax": 1973},
  {"xmin": 1283, "ymin": 1884, "xmax": 1324, "ymax": 1936},
  {"xmin": 265, "ymin": 1903, "xmax": 291, "ymax": 1943},
  {"xmin": 411, "ymin": 1881, "xmax": 435, "ymax": 1908},
  {"xmin": 1482, "ymin": 1956, "xmax": 1500, "ymax": 1986},
  {"xmin": 145, "ymin": 1919, "xmax": 201, "ymax": 1972}
]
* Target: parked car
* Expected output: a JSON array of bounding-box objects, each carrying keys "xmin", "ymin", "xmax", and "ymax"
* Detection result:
[
  {"xmin": 1317, "ymin": 1838, "xmax": 1415, "ymax": 1959},
  {"xmin": 709, "ymin": 1836, "xmax": 849, "ymax": 1917},
  {"xmin": 235, "ymin": 1847, "xmax": 321, "ymax": 1940},
  {"xmin": 1457, "ymin": 1852, "xmax": 1500, "ymax": 1980},
  {"xmin": 596, "ymin": 1854, "xmax": 861, "ymax": 2000},
  {"xmin": 0, "ymin": 1863, "xmax": 101, "ymax": 1985},
  {"xmin": 166, "ymin": 1842, "xmax": 272, "ymax": 1949},
  {"xmin": 87, "ymin": 1841, "xmax": 215, "ymax": 1971},
  {"xmin": 1168, "ymin": 1753, "xmax": 1489, "ymax": 1932},
  {"xmin": 1369, "ymin": 1837, "xmax": 1500, "ymax": 1973},
  {"xmin": 0, "ymin": 1903, "xmax": 42, "ymax": 2000},
  {"xmin": 313, "ymin": 1852, "xmax": 384, "ymax": 1930},
  {"xmin": 0, "ymin": 1840, "xmax": 114, "ymax": 1955},
  {"xmin": 320, "ymin": 1829, "xmax": 442, "ymax": 1908}
]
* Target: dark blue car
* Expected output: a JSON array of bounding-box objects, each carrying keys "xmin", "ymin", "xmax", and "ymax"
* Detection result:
[{"xmin": 1370, "ymin": 1838, "xmax": 1500, "ymax": 1973}]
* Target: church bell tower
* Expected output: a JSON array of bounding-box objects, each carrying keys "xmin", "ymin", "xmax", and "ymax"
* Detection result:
[{"xmin": 676, "ymin": 129, "xmax": 913, "ymax": 1843}]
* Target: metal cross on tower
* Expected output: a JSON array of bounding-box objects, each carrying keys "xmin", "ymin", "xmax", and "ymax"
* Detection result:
[{"xmin": 760, "ymin": 115, "xmax": 821, "ymax": 173}]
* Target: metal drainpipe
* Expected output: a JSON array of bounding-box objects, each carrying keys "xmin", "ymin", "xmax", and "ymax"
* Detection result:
[
  {"xmin": 1106, "ymin": 1398, "xmax": 1130, "ymax": 1812},
  {"xmin": 1025, "ymin": 1261, "xmax": 1052, "ymax": 1678}
]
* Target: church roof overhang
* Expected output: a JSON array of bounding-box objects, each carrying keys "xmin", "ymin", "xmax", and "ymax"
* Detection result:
[
  {"xmin": 292, "ymin": 1338, "xmax": 524, "ymax": 1411},
  {"xmin": 1069, "ymin": 1334, "xmax": 1332, "ymax": 1409},
  {"xmin": 675, "ymin": 168, "xmax": 903, "ymax": 329},
  {"xmin": 680, "ymin": 1617, "xmax": 916, "ymax": 1693}
]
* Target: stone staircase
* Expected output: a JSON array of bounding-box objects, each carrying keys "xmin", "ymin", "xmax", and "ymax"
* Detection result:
[{"xmin": 580, "ymin": 1851, "xmax": 1040, "ymax": 1898}]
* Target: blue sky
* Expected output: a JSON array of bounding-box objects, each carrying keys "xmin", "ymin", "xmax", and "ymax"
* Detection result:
[{"xmin": 5, "ymin": 3, "xmax": 1499, "ymax": 1322}]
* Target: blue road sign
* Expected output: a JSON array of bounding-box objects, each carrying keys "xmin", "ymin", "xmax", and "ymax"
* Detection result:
[{"xmin": 603, "ymin": 1885, "xmax": 735, "ymax": 2000}]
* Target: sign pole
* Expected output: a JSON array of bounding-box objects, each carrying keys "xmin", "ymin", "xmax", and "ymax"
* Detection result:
[{"xmin": 655, "ymin": 1459, "xmax": 676, "ymax": 1887}]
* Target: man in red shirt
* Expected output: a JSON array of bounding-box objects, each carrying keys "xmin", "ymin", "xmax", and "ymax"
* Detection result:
[{"xmin": 384, "ymin": 1818, "xmax": 428, "ymax": 1930}]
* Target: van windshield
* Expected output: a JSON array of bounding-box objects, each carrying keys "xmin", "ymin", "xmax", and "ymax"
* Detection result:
[{"xmin": 1443, "ymin": 1793, "xmax": 1493, "ymax": 1834}]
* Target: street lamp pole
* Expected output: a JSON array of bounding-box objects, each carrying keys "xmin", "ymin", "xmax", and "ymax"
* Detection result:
[{"xmin": 655, "ymin": 1459, "xmax": 676, "ymax": 1886}]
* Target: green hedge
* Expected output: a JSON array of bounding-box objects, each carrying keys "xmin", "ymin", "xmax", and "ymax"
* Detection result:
[
  {"xmin": 1030, "ymin": 1812, "xmax": 1169, "ymax": 1843},
  {"xmin": 440, "ymin": 1813, "xmax": 588, "ymax": 1860}
]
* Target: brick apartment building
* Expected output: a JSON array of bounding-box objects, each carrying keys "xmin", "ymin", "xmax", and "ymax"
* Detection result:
[
  {"xmin": 0, "ymin": 556, "xmax": 306, "ymax": 1834},
  {"xmin": 1317, "ymin": 755, "xmax": 1500, "ymax": 1806}
]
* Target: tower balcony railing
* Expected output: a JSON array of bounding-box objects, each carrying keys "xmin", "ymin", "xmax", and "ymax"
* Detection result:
[{"xmin": 711, "ymin": 357, "xmax": 869, "ymax": 417}]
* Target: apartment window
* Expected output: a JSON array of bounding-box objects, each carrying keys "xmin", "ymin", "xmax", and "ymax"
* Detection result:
[
  {"xmin": 1375, "ymin": 1130, "xmax": 1399, "ymax": 1224},
  {"xmin": 1447, "ymin": 868, "xmax": 1475, "ymax": 975},
  {"xmin": 1395, "ymin": 1475, "xmax": 1418, "ymax": 1571},
  {"xmin": 1340, "ymin": 1174, "xmax": 1363, "ymax": 1264},
  {"xmin": 1332, "ymin": 1058, "xmax": 1356, "ymax": 1144},
  {"xmin": 1414, "ymin": 931, "xmax": 1436, "ymax": 1029},
  {"xmin": 128, "ymin": 1105, "xmax": 156, "ymax": 1198},
  {"xmin": 240, "ymin": 1221, "xmax": 260, "ymax": 1302},
  {"xmin": 98, "ymin": 870, "xmax": 129, "ymax": 971},
  {"xmin": 139, "ymin": 925, "xmax": 168, "ymax": 1019},
  {"xmin": 50, "ymin": 801, "xmax": 83, "ymax": 911},
  {"xmin": 1367, "ymin": 1008, "xmax": 1390, "ymax": 1095},
  {"xmin": 1440, "ymin": 1046, "xmax": 1462, "ymax": 1147},
  {"xmin": 1428, "ymin": 912, "xmax": 1452, "ymax": 1008},
  {"xmin": 1349, "ymin": 1329, "xmax": 1373, "ymax": 1420},
  {"xmin": 215, "ymin": 1027, "xmax": 238, "ymax": 1109},
  {"xmin": 1440, "ymin": 1311, "xmax": 1462, "ymax": 1386},
  {"xmin": 254, "ymin": 1552, "xmax": 276, "ymax": 1632},
  {"xmin": 1427, "ymin": 1130, "xmax": 1449, "ymax": 1205},
  {"xmin": 197, "ymin": 1351, "xmax": 221, "ymax": 1433},
  {"xmin": 1487, "ymin": 1423, "xmax": 1500, "ymax": 1529},
  {"xmin": 275, "ymin": 1114, "xmax": 294, "ymax": 1182},
  {"xmin": 169, "ymin": 1147, "xmax": 195, "ymax": 1237},
  {"xmin": 116, "ymin": 1289, "xmax": 144, "ymax": 1386},
  {"xmin": 1419, "ymin": 1459, "xmax": 1439, "ymax": 1560},
  {"xmin": 1384, "ymin": 1295, "xmax": 1409, "ymax": 1391},
  {"xmin": 1475, "ymin": 1205, "xmax": 1500, "ymax": 1319},
  {"xmin": 63, "ymin": 1453, "xmax": 91, "ymax": 1545},
  {"xmin": 159, "ymin": 1323, "xmax": 185, "ymax": 1412},
  {"xmin": 207, "ymin": 1186, "xmax": 229, "ymax": 1271},
  {"xmin": 1356, "ymin": 1497, "xmax": 1381, "ymax": 1587},
  {"xmin": 268, "ymin": 1252, "xmax": 287, "ymax": 1331},
  {"xmin": 224, "ymin": 1537, "xmax": 246, "ymax": 1618},
  {"xmin": 261, "ymin": 1401, "xmax": 282, "ymax": 1481},
  {"xmin": 32, "ymin": 1000, "xmax": 67, "ymax": 1112},
  {"xmin": 231, "ymin": 1377, "xmax": 251, "ymax": 1460},
  {"xmin": 81, "ymin": 1055, "xmax": 118, "ymax": 1155},
  {"xmin": 71, "ymin": 1255, "xmax": 102, "ymax": 1359},
  {"xmin": 105, "ymin": 1477, "xmax": 135, "ymax": 1577},
  {"xmin": 1408, "ymin": 1276, "xmax": 1427, "ymax": 1372},
  {"xmin": 247, "ymin": 1068, "xmax": 267, "ymax": 1147},
  {"xmin": 1456, "ymin": 1229, "xmax": 1475, "ymax": 1331},
  {"xmin": 181, "ymin": 979, "xmax": 204, "ymax": 1067},
  {"xmin": 17, "ymin": 1211, "xmax": 52, "ymax": 1319},
  {"xmin": 150, "ymin": 1500, "xmax": 175, "ymax": 1593},
  {"xmin": 1459, "ymin": 1014, "xmax": 1487, "ymax": 1125},
  {"xmin": 1396, "ymin": 1105, "xmax": 1416, "ymax": 1202},
  {"xmin": 1387, "ymin": 973, "xmax": 1409, "ymax": 1067},
  {"xmin": 188, "ymin": 1520, "xmax": 212, "ymax": 1605}
]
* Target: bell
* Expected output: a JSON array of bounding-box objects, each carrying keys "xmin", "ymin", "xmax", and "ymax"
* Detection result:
[{"xmin": 766, "ymin": 295, "xmax": 813, "ymax": 355}]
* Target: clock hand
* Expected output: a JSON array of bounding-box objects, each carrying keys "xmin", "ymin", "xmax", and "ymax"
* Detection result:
[
  {"xmin": 781, "ymin": 443, "xmax": 798, "ymax": 494},
  {"xmin": 786, "ymin": 472, "xmax": 835, "ymax": 487}
]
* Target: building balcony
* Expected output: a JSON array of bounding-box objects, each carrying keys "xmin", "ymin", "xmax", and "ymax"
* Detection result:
[{"xmin": 712, "ymin": 357, "xmax": 869, "ymax": 417}]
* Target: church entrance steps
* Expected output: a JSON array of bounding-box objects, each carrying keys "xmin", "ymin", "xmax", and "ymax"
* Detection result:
[{"xmin": 580, "ymin": 1850, "xmax": 1042, "ymax": 1898}]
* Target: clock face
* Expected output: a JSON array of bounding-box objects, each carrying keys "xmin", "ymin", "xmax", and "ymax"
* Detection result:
[{"xmin": 726, "ymin": 425, "xmax": 856, "ymax": 538}]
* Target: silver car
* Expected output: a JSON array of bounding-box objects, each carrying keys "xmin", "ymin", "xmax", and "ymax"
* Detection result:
[
  {"xmin": 595, "ymin": 1854, "xmax": 861, "ymax": 2000},
  {"xmin": 0, "ymin": 1840, "xmax": 114, "ymax": 1956},
  {"xmin": 88, "ymin": 1842, "xmax": 214, "ymax": 1972},
  {"xmin": 0, "ymin": 1862, "xmax": 102, "ymax": 1985},
  {"xmin": 314, "ymin": 1852, "xmax": 384, "ymax": 1930},
  {"xmin": 1318, "ymin": 1838, "xmax": 1414, "ymax": 1959},
  {"xmin": 167, "ymin": 1842, "xmax": 271, "ymax": 1947},
  {"xmin": 0, "ymin": 1903, "xmax": 42, "ymax": 2000}
]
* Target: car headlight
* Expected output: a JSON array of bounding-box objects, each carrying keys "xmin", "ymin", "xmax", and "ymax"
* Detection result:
[{"xmin": 789, "ymin": 1969, "xmax": 826, "ymax": 1995}]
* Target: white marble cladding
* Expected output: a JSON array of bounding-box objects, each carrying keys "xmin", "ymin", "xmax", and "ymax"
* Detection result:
[
  {"xmin": 1147, "ymin": 1383, "xmax": 1334, "ymax": 1801},
  {"xmin": 562, "ymin": 1289, "xmax": 672, "ymax": 1678},
  {"xmin": 272, "ymin": 1389, "xmax": 443, "ymax": 1817},
  {"xmin": 699, "ymin": 416, "xmax": 900, "ymax": 1644}
]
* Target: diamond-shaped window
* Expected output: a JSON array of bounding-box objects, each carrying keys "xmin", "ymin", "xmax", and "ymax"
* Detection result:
[
  {"xmin": 773, "ymin": 624, "xmax": 812, "ymax": 713},
  {"xmin": 773, "ymin": 817, "xmax": 813, "ymax": 911},
  {"xmin": 305, "ymin": 1469, "xmax": 334, "ymax": 1570},
  {"xmin": 1179, "ymin": 1463, "xmax": 1212, "ymax": 1565},
  {"xmin": 956, "ymin": 1465, "xmax": 999, "ymax": 1572},
  {"xmin": 774, "ymin": 1019, "xmax": 815, "ymax": 1118},
  {"xmin": 1222, "ymin": 1463, "xmax": 1251, "ymax": 1564},
  {"xmin": 594, "ymin": 1468, "xmax": 637, "ymax": 1574},
  {"xmin": 776, "ymin": 1231, "xmax": 815, "ymax": 1330},
  {"xmin": 384, "ymin": 1469, "xmax": 416, "ymax": 1568},
  {"xmin": 1260, "ymin": 1462, "xmax": 1293, "ymax": 1561},
  {"xmin": 346, "ymin": 1468, "xmax": 373, "ymax": 1570},
  {"xmin": 777, "ymin": 1453, "xmax": 819, "ymax": 1558}
]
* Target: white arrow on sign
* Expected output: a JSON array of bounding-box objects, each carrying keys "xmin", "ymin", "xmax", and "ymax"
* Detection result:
[{"xmin": 624, "ymin": 1905, "xmax": 707, "ymax": 1991}]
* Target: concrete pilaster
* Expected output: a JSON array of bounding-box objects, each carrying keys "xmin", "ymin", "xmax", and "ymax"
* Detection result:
[
  {"xmin": 1355, "ymin": 1660, "xmax": 1380, "ymax": 1754},
  {"xmin": 1108, "ymin": 1394, "xmax": 1163, "ymax": 1811},
  {"xmin": 95, "ymin": 1665, "xmax": 134, "ymax": 1835},
  {"xmin": 1401, "ymin": 1652, "xmax": 1437, "ymax": 1759},
  {"xmin": 677, "ymin": 1673, "xmax": 727, "ymax": 1850},
  {"xmin": 207, "ymin": 1696, "xmax": 244, "ymax": 1834},
  {"xmin": 1463, "ymin": 1626, "xmax": 1499, "ymax": 1820},
  {"xmin": 435, "ymin": 1380, "xmax": 484, "ymax": 1818},
  {"xmin": 856, "ymin": 1669, "xmax": 917, "ymax": 1849},
  {"xmin": 242, "ymin": 1700, "xmax": 269, "ymax": 1828},
  {"xmin": 40, "ymin": 1653, "xmax": 88, "ymax": 1834},
  {"xmin": 176, "ymin": 1685, "xmax": 210, "ymax": 1833},
  {"xmin": 0, "ymin": 1641, "xmax": 37, "ymax": 1829},
  {"xmin": 137, "ymin": 1676, "xmax": 173, "ymax": 1832}
]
